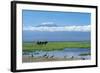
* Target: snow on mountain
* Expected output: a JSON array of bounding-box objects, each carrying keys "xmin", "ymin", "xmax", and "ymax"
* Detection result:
[{"xmin": 36, "ymin": 22, "xmax": 58, "ymax": 27}]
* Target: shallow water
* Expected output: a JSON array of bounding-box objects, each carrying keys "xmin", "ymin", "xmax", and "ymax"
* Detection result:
[
  {"xmin": 23, "ymin": 48, "xmax": 91, "ymax": 60},
  {"xmin": 23, "ymin": 48, "xmax": 91, "ymax": 59}
]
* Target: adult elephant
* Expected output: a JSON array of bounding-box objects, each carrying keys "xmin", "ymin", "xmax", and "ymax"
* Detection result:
[{"xmin": 36, "ymin": 41, "xmax": 48, "ymax": 45}]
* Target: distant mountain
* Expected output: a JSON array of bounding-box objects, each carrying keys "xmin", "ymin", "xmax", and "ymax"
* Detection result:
[
  {"xmin": 36, "ymin": 23, "xmax": 58, "ymax": 27},
  {"xmin": 23, "ymin": 31, "xmax": 90, "ymax": 42}
]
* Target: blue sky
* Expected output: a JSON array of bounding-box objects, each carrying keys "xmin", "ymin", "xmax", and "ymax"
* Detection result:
[
  {"xmin": 22, "ymin": 10, "xmax": 91, "ymax": 41},
  {"xmin": 22, "ymin": 10, "xmax": 91, "ymax": 27}
]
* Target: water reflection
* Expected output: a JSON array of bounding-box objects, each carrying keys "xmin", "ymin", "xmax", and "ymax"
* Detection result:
[{"xmin": 23, "ymin": 48, "xmax": 91, "ymax": 60}]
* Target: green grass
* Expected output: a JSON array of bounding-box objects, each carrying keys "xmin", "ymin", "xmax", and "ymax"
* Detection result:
[
  {"xmin": 23, "ymin": 41, "xmax": 90, "ymax": 52},
  {"xmin": 79, "ymin": 53, "xmax": 91, "ymax": 56}
]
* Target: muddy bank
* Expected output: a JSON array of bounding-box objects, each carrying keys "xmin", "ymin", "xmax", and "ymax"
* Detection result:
[{"xmin": 22, "ymin": 55, "xmax": 89, "ymax": 63}]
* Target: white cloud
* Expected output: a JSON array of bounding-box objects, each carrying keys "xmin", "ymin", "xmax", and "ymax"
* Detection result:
[{"xmin": 23, "ymin": 25, "xmax": 91, "ymax": 32}]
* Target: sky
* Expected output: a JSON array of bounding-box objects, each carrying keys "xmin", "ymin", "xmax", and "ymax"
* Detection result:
[
  {"xmin": 23, "ymin": 10, "xmax": 91, "ymax": 26},
  {"xmin": 22, "ymin": 10, "xmax": 91, "ymax": 32},
  {"xmin": 22, "ymin": 10, "xmax": 91, "ymax": 41}
]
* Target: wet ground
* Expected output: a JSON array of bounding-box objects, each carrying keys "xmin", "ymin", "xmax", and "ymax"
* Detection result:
[{"xmin": 22, "ymin": 48, "xmax": 91, "ymax": 63}]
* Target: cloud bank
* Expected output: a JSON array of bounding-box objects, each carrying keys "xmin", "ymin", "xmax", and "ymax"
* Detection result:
[{"xmin": 23, "ymin": 25, "xmax": 91, "ymax": 32}]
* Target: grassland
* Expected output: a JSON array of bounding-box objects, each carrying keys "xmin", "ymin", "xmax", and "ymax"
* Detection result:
[
  {"xmin": 23, "ymin": 41, "xmax": 90, "ymax": 52},
  {"xmin": 79, "ymin": 53, "xmax": 91, "ymax": 56}
]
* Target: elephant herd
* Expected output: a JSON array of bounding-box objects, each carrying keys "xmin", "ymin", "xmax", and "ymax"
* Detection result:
[{"xmin": 36, "ymin": 41, "xmax": 48, "ymax": 45}]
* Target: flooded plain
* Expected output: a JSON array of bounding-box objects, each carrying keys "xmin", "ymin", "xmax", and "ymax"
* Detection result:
[{"xmin": 22, "ymin": 48, "xmax": 91, "ymax": 63}]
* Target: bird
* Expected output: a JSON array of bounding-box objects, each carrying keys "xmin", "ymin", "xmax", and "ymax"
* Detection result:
[
  {"xmin": 43, "ymin": 53, "xmax": 48, "ymax": 57},
  {"xmin": 31, "ymin": 54, "xmax": 34, "ymax": 57},
  {"xmin": 64, "ymin": 55, "xmax": 67, "ymax": 59},
  {"xmin": 50, "ymin": 55, "xmax": 54, "ymax": 58},
  {"xmin": 71, "ymin": 56, "xmax": 74, "ymax": 59},
  {"xmin": 82, "ymin": 57, "xmax": 85, "ymax": 60}
]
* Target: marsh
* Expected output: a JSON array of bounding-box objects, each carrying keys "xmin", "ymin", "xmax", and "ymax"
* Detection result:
[{"xmin": 22, "ymin": 41, "xmax": 91, "ymax": 63}]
